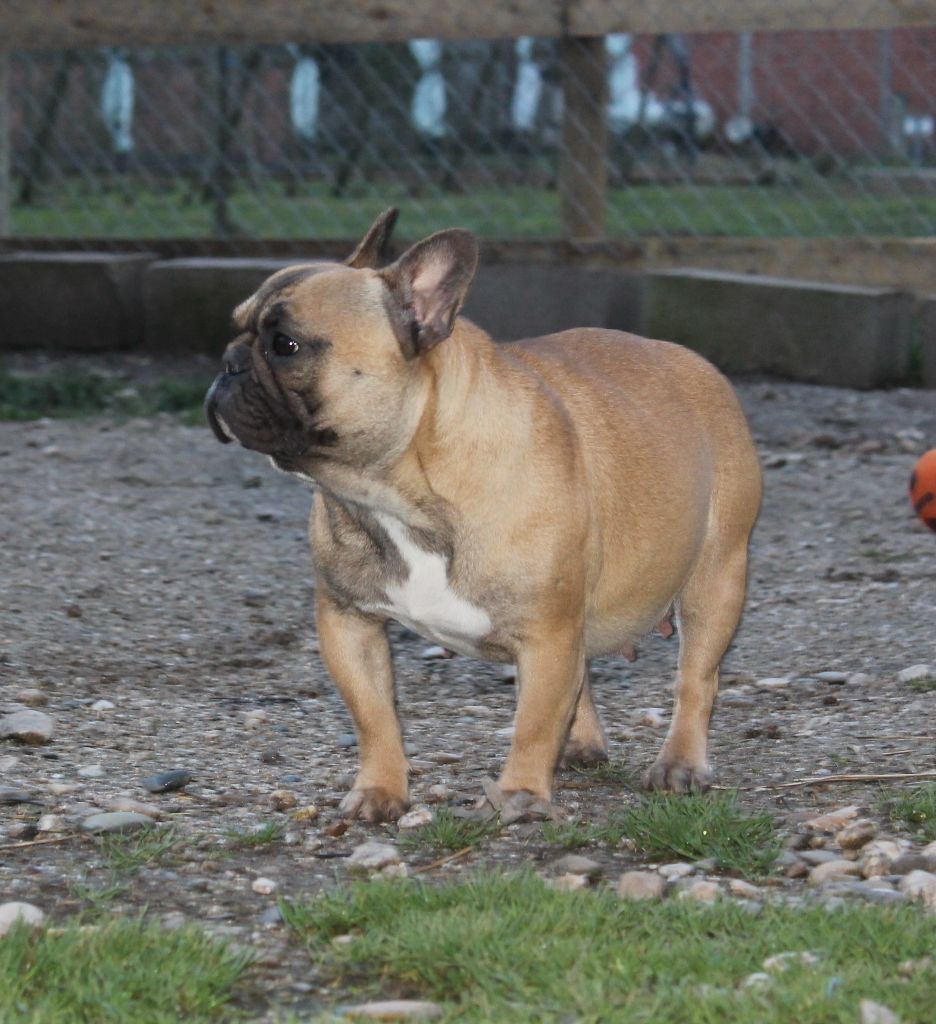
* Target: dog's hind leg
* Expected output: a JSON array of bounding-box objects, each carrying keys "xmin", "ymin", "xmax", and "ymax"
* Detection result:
[
  {"xmin": 644, "ymin": 536, "xmax": 750, "ymax": 793},
  {"xmin": 499, "ymin": 625, "xmax": 586, "ymax": 801},
  {"xmin": 560, "ymin": 664, "xmax": 609, "ymax": 768}
]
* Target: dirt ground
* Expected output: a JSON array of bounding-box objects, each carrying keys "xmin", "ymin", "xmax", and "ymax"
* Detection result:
[{"xmin": 1, "ymin": 357, "xmax": 936, "ymax": 1014}]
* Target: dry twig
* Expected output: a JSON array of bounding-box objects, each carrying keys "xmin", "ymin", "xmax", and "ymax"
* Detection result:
[
  {"xmin": 769, "ymin": 770, "xmax": 936, "ymax": 790},
  {"xmin": 411, "ymin": 845, "xmax": 474, "ymax": 875},
  {"xmin": 0, "ymin": 834, "xmax": 73, "ymax": 851}
]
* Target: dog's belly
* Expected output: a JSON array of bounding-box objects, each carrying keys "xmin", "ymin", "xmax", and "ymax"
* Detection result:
[{"xmin": 364, "ymin": 513, "xmax": 494, "ymax": 658}]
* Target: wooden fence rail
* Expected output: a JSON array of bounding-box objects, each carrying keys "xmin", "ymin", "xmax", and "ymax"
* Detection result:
[{"xmin": 3, "ymin": 1, "xmax": 936, "ymax": 49}]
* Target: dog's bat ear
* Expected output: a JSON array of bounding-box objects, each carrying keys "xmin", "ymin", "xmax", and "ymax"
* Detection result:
[
  {"xmin": 346, "ymin": 208, "xmax": 400, "ymax": 269},
  {"xmin": 380, "ymin": 228, "xmax": 479, "ymax": 355}
]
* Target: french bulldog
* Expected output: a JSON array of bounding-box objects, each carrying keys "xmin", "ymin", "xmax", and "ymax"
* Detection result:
[{"xmin": 205, "ymin": 209, "xmax": 762, "ymax": 822}]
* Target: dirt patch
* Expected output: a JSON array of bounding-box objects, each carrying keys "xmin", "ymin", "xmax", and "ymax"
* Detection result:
[{"xmin": 1, "ymin": 360, "xmax": 936, "ymax": 1015}]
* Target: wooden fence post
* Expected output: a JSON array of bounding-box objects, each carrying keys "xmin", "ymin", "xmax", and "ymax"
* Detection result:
[
  {"xmin": 559, "ymin": 35, "xmax": 607, "ymax": 241},
  {"xmin": 0, "ymin": 51, "xmax": 11, "ymax": 236}
]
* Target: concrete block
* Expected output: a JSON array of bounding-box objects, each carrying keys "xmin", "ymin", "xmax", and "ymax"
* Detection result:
[
  {"xmin": 643, "ymin": 269, "xmax": 913, "ymax": 388},
  {"xmin": 145, "ymin": 257, "xmax": 645, "ymax": 356},
  {"xmin": 0, "ymin": 252, "xmax": 155, "ymax": 351},
  {"xmin": 465, "ymin": 263, "xmax": 643, "ymax": 341},
  {"xmin": 918, "ymin": 296, "xmax": 936, "ymax": 390},
  {"xmin": 143, "ymin": 257, "xmax": 294, "ymax": 355}
]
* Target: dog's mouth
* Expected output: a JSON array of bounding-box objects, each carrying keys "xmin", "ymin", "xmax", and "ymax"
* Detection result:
[
  {"xmin": 204, "ymin": 371, "xmax": 338, "ymax": 469},
  {"xmin": 204, "ymin": 378, "xmax": 236, "ymax": 444}
]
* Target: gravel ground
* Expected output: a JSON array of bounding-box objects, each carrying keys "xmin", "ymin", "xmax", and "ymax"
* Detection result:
[{"xmin": 1, "ymin": 360, "xmax": 936, "ymax": 1015}]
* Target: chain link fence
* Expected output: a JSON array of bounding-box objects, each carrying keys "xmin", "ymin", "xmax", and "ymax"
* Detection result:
[{"xmin": 2, "ymin": 6, "xmax": 935, "ymax": 249}]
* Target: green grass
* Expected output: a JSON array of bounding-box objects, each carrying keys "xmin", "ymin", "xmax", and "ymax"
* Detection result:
[
  {"xmin": 282, "ymin": 871, "xmax": 936, "ymax": 1023},
  {"xmin": 618, "ymin": 792, "xmax": 779, "ymax": 875},
  {"xmin": 67, "ymin": 879, "xmax": 127, "ymax": 912},
  {"xmin": 11, "ymin": 177, "xmax": 936, "ymax": 240},
  {"xmin": 541, "ymin": 792, "xmax": 778, "ymax": 876},
  {"xmin": 224, "ymin": 821, "xmax": 285, "ymax": 847},
  {"xmin": 0, "ymin": 365, "xmax": 210, "ymax": 422},
  {"xmin": 0, "ymin": 917, "xmax": 251, "ymax": 1023},
  {"xmin": 398, "ymin": 808, "xmax": 501, "ymax": 855},
  {"xmin": 97, "ymin": 827, "xmax": 182, "ymax": 874},
  {"xmin": 884, "ymin": 784, "xmax": 936, "ymax": 841},
  {"xmin": 540, "ymin": 818, "xmax": 611, "ymax": 851},
  {"xmin": 906, "ymin": 675, "xmax": 936, "ymax": 694},
  {"xmin": 567, "ymin": 757, "xmax": 635, "ymax": 787}
]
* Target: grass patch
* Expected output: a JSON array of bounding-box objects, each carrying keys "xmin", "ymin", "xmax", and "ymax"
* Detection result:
[
  {"xmin": 617, "ymin": 792, "xmax": 779, "ymax": 876},
  {"xmin": 0, "ymin": 365, "xmax": 211, "ymax": 422},
  {"xmin": 883, "ymin": 784, "xmax": 936, "ymax": 840},
  {"xmin": 398, "ymin": 808, "xmax": 500, "ymax": 855},
  {"xmin": 67, "ymin": 879, "xmax": 126, "ymax": 912},
  {"xmin": 0, "ymin": 916, "xmax": 251, "ymax": 1023},
  {"xmin": 567, "ymin": 758, "xmax": 635, "ymax": 787},
  {"xmin": 906, "ymin": 675, "xmax": 936, "ymax": 693},
  {"xmin": 224, "ymin": 821, "xmax": 285, "ymax": 847},
  {"xmin": 11, "ymin": 176, "xmax": 936, "ymax": 240},
  {"xmin": 542, "ymin": 792, "xmax": 778, "ymax": 875},
  {"xmin": 283, "ymin": 870, "xmax": 936, "ymax": 1023},
  {"xmin": 97, "ymin": 826, "xmax": 182, "ymax": 874},
  {"xmin": 540, "ymin": 818, "xmax": 610, "ymax": 851}
]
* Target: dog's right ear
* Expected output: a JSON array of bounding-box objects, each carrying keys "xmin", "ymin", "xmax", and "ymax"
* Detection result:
[
  {"xmin": 346, "ymin": 208, "xmax": 400, "ymax": 269},
  {"xmin": 380, "ymin": 228, "xmax": 479, "ymax": 357}
]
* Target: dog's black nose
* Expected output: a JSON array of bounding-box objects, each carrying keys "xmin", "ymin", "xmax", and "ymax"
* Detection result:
[
  {"xmin": 221, "ymin": 337, "xmax": 252, "ymax": 377},
  {"xmin": 224, "ymin": 354, "xmax": 250, "ymax": 376}
]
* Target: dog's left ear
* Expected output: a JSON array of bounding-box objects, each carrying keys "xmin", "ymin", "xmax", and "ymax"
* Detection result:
[
  {"xmin": 380, "ymin": 229, "xmax": 479, "ymax": 355},
  {"xmin": 346, "ymin": 208, "xmax": 400, "ymax": 269}
]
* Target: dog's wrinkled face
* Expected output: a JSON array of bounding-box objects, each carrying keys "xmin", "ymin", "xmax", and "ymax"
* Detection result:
[
  {"xmin": 206, "ymin": 262, "xmax": 408, "ymax": 473},
  {"xmin": 205, "ymin": 209, "xmax": 477, "ymax": 479}
]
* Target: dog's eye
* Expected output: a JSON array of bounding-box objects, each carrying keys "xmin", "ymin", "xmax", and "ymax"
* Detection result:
[{"xmin": 272, "ymin": 332, "xmax": 299, "ymax": 357}]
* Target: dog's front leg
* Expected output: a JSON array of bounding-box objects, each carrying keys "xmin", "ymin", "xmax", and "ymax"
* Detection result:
[
  {"xmin": 499, "ymin": 625, "xmax": 586, "ymax": 803},
  {"xmin": 316, "ymin": 589, "xmax": 409, "ymax": 822}
]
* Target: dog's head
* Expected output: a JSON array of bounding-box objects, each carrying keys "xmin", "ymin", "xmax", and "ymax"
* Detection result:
[{"xmin": 204, "ymin": 210, "xmax": 478, "ymax": 476}]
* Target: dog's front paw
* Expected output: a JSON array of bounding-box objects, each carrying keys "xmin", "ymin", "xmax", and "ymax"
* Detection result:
[
  {"xmin": 643, "ymin": 757, "xmax": 712, "ymax": 794},
  {"xmin": 559, "ymin": 740, "xmax": 609, "ymax": 770},
  {"xmin": 340, "ymin": 787, "xmax": 409, "ymax": 823}
]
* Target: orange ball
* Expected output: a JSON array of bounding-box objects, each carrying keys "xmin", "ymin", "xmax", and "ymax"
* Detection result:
[{"xmin": 910, "ymin": 449, "xmax": 936, "ymax": 533}]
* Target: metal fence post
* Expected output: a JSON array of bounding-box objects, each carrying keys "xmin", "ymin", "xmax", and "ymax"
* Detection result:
[{"xmin": 559, "ymin": 35, "xmax": 607, "ymax": 242}]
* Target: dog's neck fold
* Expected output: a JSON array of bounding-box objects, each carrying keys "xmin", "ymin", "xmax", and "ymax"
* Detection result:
[{"xmin": 311, "ymin": 318, "xmax": 531, "ymax": 537}]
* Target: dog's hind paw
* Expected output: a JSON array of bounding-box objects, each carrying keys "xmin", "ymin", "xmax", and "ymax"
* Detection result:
[
  {"xmin": 340, "ymin": 787, "xmax": 409, "ymax": 823},
  {"xmin": 643, "ymin": 758, "xmax": 712, "ymax": 794},
  {"xmin": 560, "ymin": 741, "xmax": 610, "ymax": 770}
]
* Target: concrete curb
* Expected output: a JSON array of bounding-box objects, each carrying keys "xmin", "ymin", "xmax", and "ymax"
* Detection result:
[
  {"xmin": 1, "ymin": 252, "xmax": 930, "ymax": 390},
  {"xmin": 919, "ymin": 296, "xmax": 936, "ymax": 390},
  {"xmin": 0, "ymin": 252, "xmax": 155, "ymax": 351},
  {"xmin": 143, "ymin": 257, "xmax": 295, "ymax": 355},
  {"xmin": 642, "ymin": 268, "xmax": 914, "ymax": 390}
]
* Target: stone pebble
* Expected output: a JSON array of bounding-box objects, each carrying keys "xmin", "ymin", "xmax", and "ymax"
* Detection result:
[
  {"xmin": 0, "ymin": 710, "xmax": 54, "ymax": 745},
  {"xmin": 0, "ymin": 786, "xmax": 40, "ymax": 805},
  {"xmin": 617, "ymin": 871, "xmax": 664, "ymax": 901},
  {"xmin": 141, "ymin": 769, "xmax": 193, "ymax": 793},
  {"xmin": 0, "ymin": 902, "xmax": 45, "ymax": 936},
  {"xmin": 677, "ymin": 880, "xmax": 721, "ymax": 903},
  {"xmin": 898, "ymin": 870, "xmax": 936, "ymax": 908},
  {"xmin": 80, "ymin": 811, "xmax": 156, "ymax": 834},
  {"xmin": 898, "ymin": 664, "xmax": 933, "ymax": 684},
  {"xmin": 808, "ymin": 859, "xmax": 861, "ymax": 885},
  {"xmin": 552, "ymin": 854, "xmax": 602, "ymax": 878},
  {"xmin": 347, "ymin": 842, "xmax": 402, "ymax": 872}
]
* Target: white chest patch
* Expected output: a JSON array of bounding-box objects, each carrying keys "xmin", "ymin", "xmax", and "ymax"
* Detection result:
[{"xmin": 369, "ymin": 513, "xmax": 492, "ymax": 653}]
